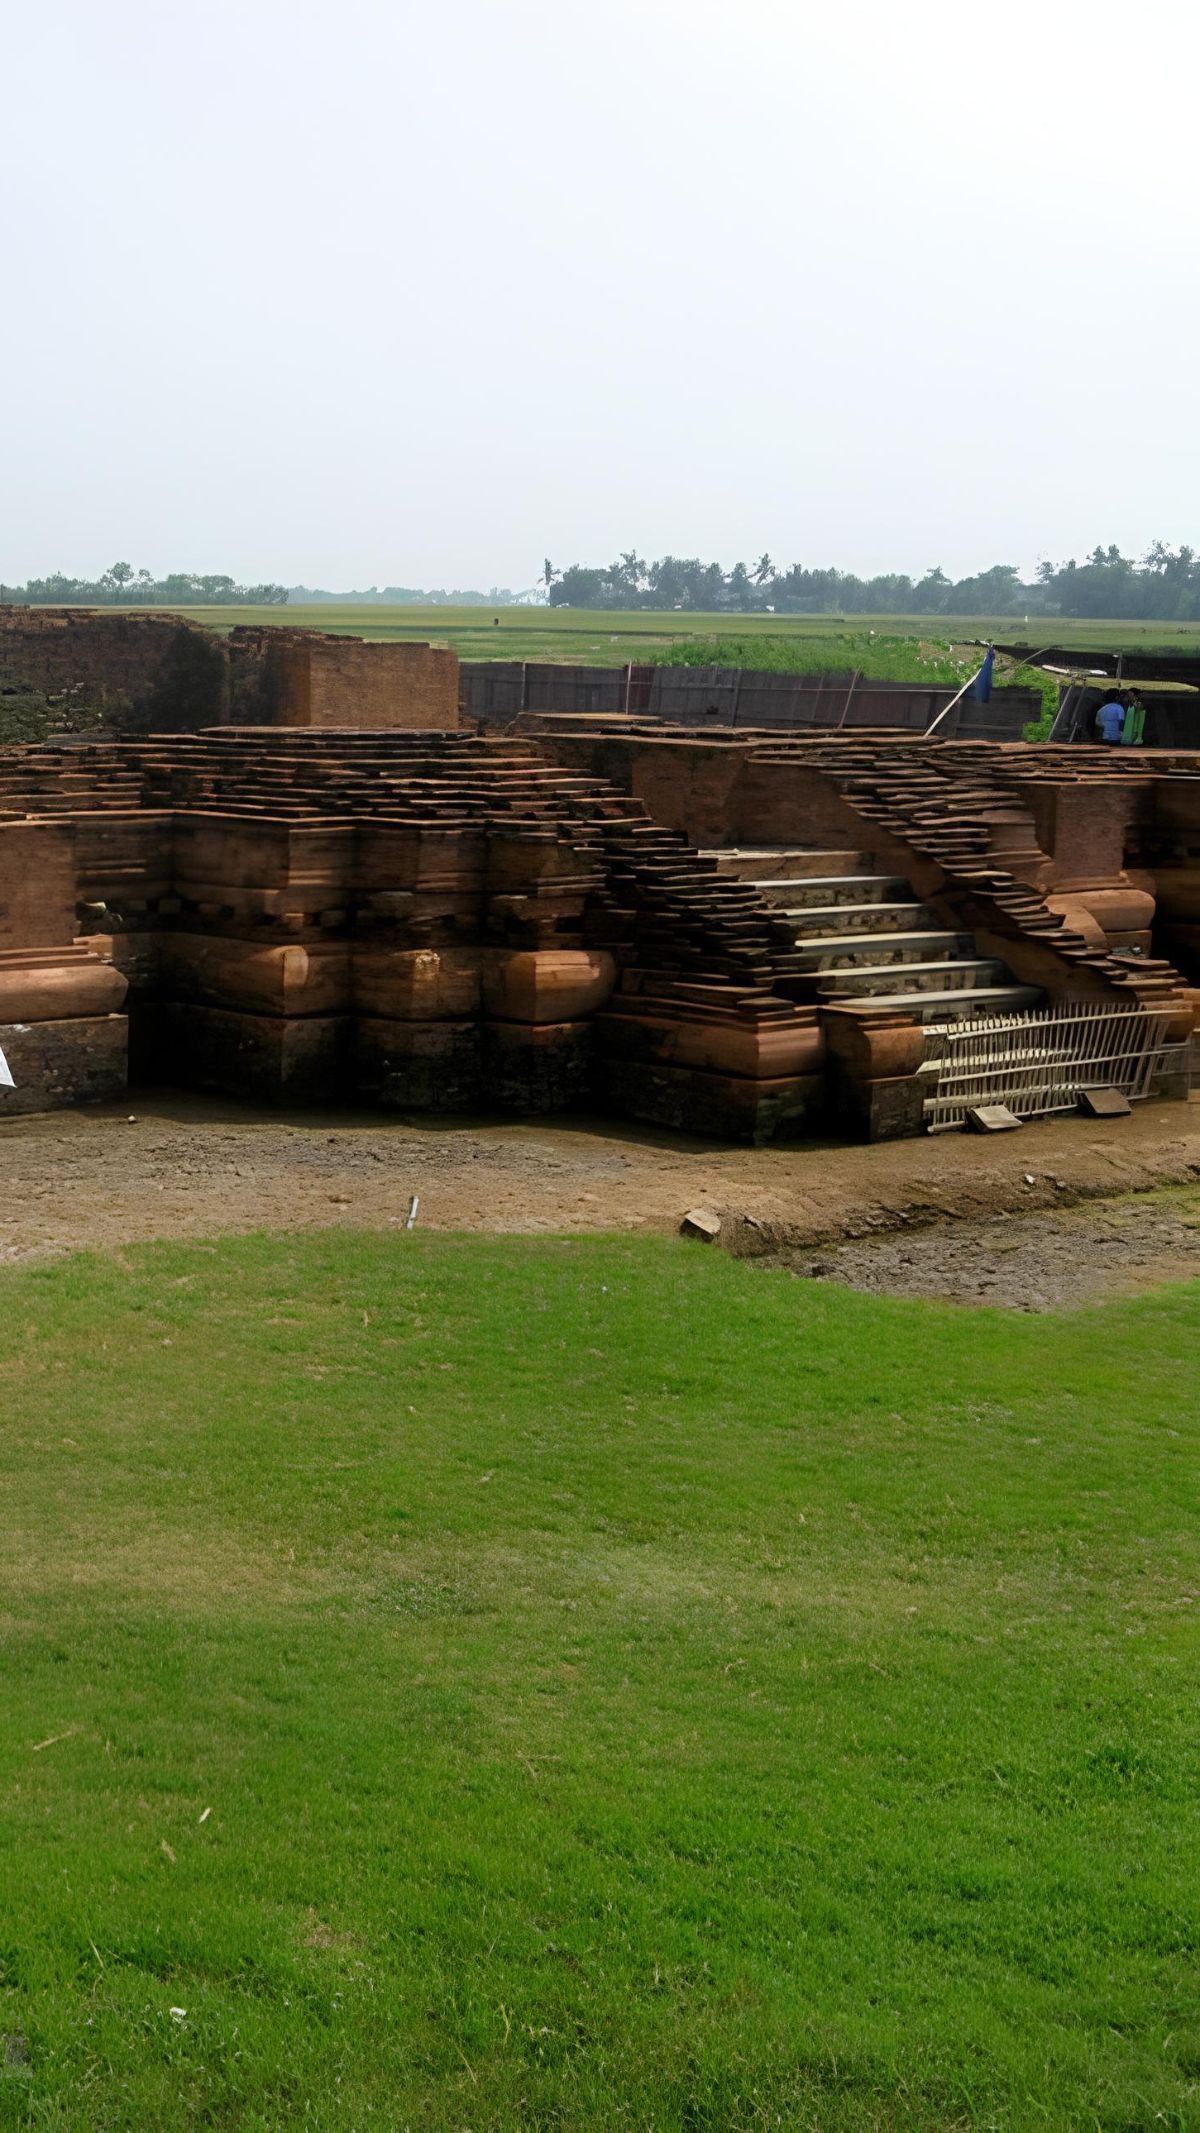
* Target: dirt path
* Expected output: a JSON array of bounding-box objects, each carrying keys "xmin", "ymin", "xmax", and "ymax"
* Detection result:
[{"xmin": 0, "ymin": 1091, "xmax": 1198, "ymax": 1282}]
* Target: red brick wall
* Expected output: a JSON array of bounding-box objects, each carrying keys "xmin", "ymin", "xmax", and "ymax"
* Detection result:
[
  {"xmin": 527, "ymin": 732, "xmax": 866, "ymax": 848},
  {"xmin": 0, "ymin": 608, "xmax": 225, "ymax": 727},
  {"xmin": 0, "ymin": 822, "xmax": 78, "ymax": 946},
  {"xmin": 298, "ymin": 639, "xmax": 459, "ymax": 729},
  {"xmin": 226, "ymin": 631, "xmax": 459, "ymax": 731},
  {"xmin": 2, "ymin": 614, "xmax": 460, "ymax": 736}
]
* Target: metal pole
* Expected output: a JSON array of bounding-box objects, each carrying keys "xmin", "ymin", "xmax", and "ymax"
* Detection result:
[{"xmin": 925, "ymin": 665, "xmax": 980, "ymax": 737}]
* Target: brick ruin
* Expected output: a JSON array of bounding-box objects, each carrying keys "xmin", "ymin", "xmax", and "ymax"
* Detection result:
[
  {"xmin": 0, "ymin": 717, "xmax": 1195, "ymax": 1140},
  {"xmin": 225, "ymin": 629, "xmax": 458, "ymax": 731},
  {"xmin": 0, "ymin": 609, "xmax": 458, "ymax": 735},
  {"xmin": 0, "ymin": 729, "xmax": 821, "ymax": 1137}
]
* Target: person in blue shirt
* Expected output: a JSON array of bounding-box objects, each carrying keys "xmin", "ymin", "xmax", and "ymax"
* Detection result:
[{"xmin": 1095, "ymin": 693, "xmax": 1126, "ymax": 743}]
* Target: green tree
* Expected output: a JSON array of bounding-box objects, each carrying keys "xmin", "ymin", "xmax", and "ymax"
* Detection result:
[
  {"xmin": 726, "ymin": 561, "xmax": 754, "ymax": 608},
  {"xmin": 100, "ymin": 561, "xmax": 135, "ymax": 599}
]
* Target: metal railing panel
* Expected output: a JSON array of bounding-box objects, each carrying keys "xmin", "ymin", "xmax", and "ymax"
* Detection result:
[{"xmin": 921, "ymin": 1005, "xmax": 1182, "ymax": 1131}]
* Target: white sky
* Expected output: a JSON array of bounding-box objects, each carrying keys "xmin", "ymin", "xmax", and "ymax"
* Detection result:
[{"xmin": 2, "ymin": 0, "xmax": 1196, "ymax": 590}]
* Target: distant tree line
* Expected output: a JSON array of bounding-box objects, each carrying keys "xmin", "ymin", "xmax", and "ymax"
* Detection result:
[
  {"xmin": 9, "ymin": 546, "xmax": 1200, "ymax": 619},
  {"xmin": 542, "ymin": 544, "xmax": 1200, "ymax": 621},
  {"xmin": 0, "ymin": 567, "xmax": 544, "ymax": 609},
  {"xmin": 0, "ymin": 564, "xmax": 289, "ymax": 606},
  {"xmin": 286, "ymin": 585, "xmax": 526, "ymax": 606}
]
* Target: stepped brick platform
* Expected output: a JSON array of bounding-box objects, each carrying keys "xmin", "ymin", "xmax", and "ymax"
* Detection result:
[
  {"xmin": 519, "ymin": 718, "xmax": 1200, "ymax": 1130},
  {"xmin": 0, "ymin": 724, "xmax": 1194, "ymax": 1139},
  {"xmin": 0, "ymin": 729, "xmax": 828, "ymax": 1140}
]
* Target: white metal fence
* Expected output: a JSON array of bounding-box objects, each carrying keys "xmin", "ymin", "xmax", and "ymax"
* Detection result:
[{"xmin": 920, "ymin": 1003, "xmax": 1183, "ymax": 1131}]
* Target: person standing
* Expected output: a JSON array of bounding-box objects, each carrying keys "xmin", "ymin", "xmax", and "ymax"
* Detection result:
[
  {"xmin": 1120, "ymin": 693, "xmax": 1147, "ymax": 745},
  {"xmin": 1095, "ymin": 692, "xmax": 1126, "ymax": 743}
]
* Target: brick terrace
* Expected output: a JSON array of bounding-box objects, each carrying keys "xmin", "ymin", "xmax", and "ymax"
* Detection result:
[{"xmin": 0, "ymin": 725, "xmax": 1194, "ymax": 1139}]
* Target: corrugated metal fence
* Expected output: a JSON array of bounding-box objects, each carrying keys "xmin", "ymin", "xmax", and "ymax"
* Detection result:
[{"xmin": 460, "ymin": 660, "xmax": 1040, "ymax": 739}]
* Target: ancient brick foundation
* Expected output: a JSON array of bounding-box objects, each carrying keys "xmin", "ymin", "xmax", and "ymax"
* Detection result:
[
  {"xmin": 0, "ymin": 730, "xmax": 830, "ymax": 1141},
  {"xmin": 0, "ymin": 723, "xmax": 1194, "ymax": 1141}
]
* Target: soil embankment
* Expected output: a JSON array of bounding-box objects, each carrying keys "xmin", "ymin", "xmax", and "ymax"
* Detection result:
[{"xmin": 0, "ymin": 1091, "xmax": 1198, "ymax": 1306}]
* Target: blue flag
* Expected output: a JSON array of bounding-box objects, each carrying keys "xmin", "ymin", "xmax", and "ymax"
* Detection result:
[{"xmin": 972, "ymin": 647, "xmax": 995, "ymax": 702}]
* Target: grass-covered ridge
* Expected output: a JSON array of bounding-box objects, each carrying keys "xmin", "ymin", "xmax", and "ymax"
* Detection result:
[{"xmin": 1, "ymin": 1230, "xmax": 1196, "ymax": 2129}]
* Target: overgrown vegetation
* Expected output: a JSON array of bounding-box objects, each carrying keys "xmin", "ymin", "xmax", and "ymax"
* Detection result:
[
  {"xmin": 1023, "ymin": 706, "xmax": 1056, "ymax": 742},
  {"xmin": 0, "ymin": 684, "xmax": 110, "ymax": 745},
  {"xmin": 138, "ymin": 626, "xmax": 227, "ymax": 733},
  {"xmin": 653, "ymin": 630, "xmax": 1060, "ymax": 715},
  {"xmin": 1, "ymin": 1228, "xmax": 1196, "ymax": 2128}
]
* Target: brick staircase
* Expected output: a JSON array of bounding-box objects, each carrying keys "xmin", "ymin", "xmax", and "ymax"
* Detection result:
[
  {"xmin": 703, "ymin": 846, "xmax": 1041, "ymax": 1025},
  {"xmin": 761, "ymin": 738, "xmax": 1189, "ymax": 1016}
]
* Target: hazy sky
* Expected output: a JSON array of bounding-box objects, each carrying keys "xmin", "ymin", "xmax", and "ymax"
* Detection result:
[{"xmin": 3, "ymin": 0, "xmax": 1196, "ymax": 589}]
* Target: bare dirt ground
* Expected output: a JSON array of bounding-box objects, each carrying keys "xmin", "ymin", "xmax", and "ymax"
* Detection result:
[
  {"xmin": 762, "ymin": 1191, "xmax": 1200, "ymax": 1310},
  {"xmin": 1, "ymin": 1088, "xmax": 1199, "ymax": 1307}
]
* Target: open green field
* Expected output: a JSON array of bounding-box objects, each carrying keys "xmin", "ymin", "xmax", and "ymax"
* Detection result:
[
  {"xmin": 173, "ymin": 604, "xmax": 1200, "ymax": 670},
  {"xmin": 1, "ymin": 1229, "xmax": 1196, "ymax": 2129}
]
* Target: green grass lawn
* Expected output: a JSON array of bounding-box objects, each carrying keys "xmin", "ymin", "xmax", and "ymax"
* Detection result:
[
  {"xmin": 1, "ymin": 1231, "xmax": 1196, "ymax": 2130},
  {"xmin": 167, "ymin": 603, "xmax": 1200, "ymax": 670}
]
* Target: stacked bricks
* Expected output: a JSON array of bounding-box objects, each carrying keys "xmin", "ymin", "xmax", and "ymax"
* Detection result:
[
  {"xmin": 0, "ymin": 729, "xmax": 825, "ymax": 1140},
  {"xmin": 583, "ymin": 819, "xmax": 824, "ymax": 1140}
]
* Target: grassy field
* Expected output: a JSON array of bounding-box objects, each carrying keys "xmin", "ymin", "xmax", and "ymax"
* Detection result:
[
  {"xmin": 171, "ymin": 604, "xmax": 1200, "ymax": 670},
  {"xmin": 1, "ymin": 1229, "xmax": 1196, "ymax": 2129}
]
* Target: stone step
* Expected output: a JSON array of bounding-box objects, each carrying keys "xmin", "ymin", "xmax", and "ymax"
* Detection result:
[
  {"xmin": 769, "ymin": 874, "xmax": 910, "ymax": 911},
  {"xmin": 747, "ymin": 863, "xmax": 880, "ymax": 891},
  {"xmin": 817, "ymin": 958, "xmax": 1008, "ymax": 999},
  {"xmin": 792, "ymin": 929, "xmax": 972, "ymax": 970},
  {"xmin": 883, "ymin": 984, "xmax": 1043, "ymax": 1025},
  {"xmin": 700, "ymin": 847, "xmax": 873, "ymax": 881},
  {"xmin": 790, "ymin": 901, "xmax": 934, "ymax": 937}
]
